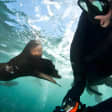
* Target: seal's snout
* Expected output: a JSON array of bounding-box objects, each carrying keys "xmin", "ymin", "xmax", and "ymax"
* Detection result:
[{"xmin": 52, "ymin": 70, "xmax": 61, "ymax": 78}]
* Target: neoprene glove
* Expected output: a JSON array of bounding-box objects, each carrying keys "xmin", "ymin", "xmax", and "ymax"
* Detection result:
[{"xmin": 62, "ymin": 88, "xmax": 79, "ymax": 107}]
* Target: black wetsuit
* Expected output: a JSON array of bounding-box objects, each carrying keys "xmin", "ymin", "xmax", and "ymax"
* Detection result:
[
  {"xmin": 86, "ymin": 97, "xmax": 112, "ymax": 112},
  {"xmin": 69, "ymin": 6, "xmax": 112, "ymax": 101}
]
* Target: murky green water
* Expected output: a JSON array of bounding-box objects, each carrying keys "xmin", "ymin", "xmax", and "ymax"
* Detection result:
[{"xmin": 0, "ymin": 0, "xmax": 111, "ymax": 112}]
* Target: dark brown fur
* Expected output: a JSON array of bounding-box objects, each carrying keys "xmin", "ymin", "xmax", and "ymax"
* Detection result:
[{"xmin": 0, "ymin": 40, "xmax": 61, "ymax": 85}]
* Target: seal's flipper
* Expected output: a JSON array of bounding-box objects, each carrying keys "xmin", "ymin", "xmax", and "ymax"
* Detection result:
[{"xmin": 38, "ymin": 73, "xmax": 61, "ymax": 87}]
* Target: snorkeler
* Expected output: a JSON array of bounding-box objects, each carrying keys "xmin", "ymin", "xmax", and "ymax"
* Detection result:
[
  {"xmin": 62, "ymin": 0, "xmax": 112, "ymax": 109},
  {"xmin": 0, "ymin": 40, "xmax": 61, "ymax": 86}
]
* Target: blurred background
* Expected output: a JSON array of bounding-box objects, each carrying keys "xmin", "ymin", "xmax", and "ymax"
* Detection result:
[{"xmin": 0, "ymin": 0, "xmax": 111, "ymax": 112}]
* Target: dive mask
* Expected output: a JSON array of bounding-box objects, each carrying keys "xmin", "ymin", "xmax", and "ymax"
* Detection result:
[{"xmin": 78, "ymin": 0, "xmax": 109, "ymax": 17}]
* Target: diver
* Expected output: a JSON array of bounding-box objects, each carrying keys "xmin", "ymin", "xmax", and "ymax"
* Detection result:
[
  {"xmin": 0, "ymin": 40, "xmax": 61, "ymax": 86},
  {"xmin": 62, "ymin": 0, "xmax": 112, "ymax": 110}
]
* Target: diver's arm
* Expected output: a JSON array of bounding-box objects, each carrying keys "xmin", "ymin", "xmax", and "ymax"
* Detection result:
[
  {"xmin": 71, "ymin": 71, "xmax": 86, "ymax": 101},
  {"xmin": 63, "ymin": 67, "xmax": 86, "ymax": 105}
]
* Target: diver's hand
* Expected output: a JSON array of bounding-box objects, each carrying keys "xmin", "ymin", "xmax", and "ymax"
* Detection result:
[
  {"xmin": 95, "ymin": 15, "xmax": 110, "ymax": 28},
  {"xmin": 95, "ymin": 10, "xmax": 112, "ymax": 28},
  {"xmin": 62, "ymin": 89, "xmax": 80, "ymax": 112},
  {"xmin": 62, "ymin": 89, "xmax": 78, "ymax": 107}
]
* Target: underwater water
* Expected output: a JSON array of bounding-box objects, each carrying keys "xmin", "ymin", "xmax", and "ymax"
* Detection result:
[{"xmin": 0, "ymin": 0, "xmax": 112, "ymax": 112}]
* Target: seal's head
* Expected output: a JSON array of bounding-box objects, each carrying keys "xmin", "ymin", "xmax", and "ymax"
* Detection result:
[
  {"xmin": 22, "ymin": 40, "xmax": 61, "ymax": 86},
  {"xmin": 22, "ymin": 40, "xmax": 42, "ymax": 57}
]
